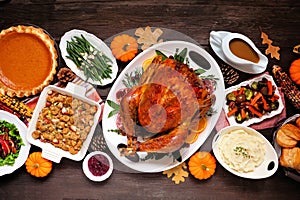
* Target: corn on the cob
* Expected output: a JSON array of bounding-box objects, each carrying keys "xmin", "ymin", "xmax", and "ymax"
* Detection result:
[
  {"xmin": 272, "ymin": 65, "xmax": 300, "ymax": 109},
  {"xmin": 0, "ymin": 94, "xmax": 33, "ymax": 117}
]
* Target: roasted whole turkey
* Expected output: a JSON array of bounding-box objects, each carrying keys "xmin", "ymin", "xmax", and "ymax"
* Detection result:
[{"xmin": 119, "ymin": 55, "xmax": 215, "ymax": 155}]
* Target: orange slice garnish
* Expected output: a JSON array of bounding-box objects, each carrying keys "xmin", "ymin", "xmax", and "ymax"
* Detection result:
[
  {"xmin": 186, "ymin": 117, "xmax": 207, "ymax": 144},
  {"xmin": 142, "ymin": 55, "xmax": 157, "ymax": 71}
]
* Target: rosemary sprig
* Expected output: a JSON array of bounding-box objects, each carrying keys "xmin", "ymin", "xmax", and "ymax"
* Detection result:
[
  {"xmin": 66, "ymin": 34, "xmax": 113, "ymax": 83},
  {"xmin": 122, "ymin": 68, "xmax": 143, "ymax": 88}
]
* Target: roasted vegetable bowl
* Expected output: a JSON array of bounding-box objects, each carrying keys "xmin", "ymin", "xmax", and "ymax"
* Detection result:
[{"xmin": 223, "ymin": 74, "xmax": 284, "ymax": 126}]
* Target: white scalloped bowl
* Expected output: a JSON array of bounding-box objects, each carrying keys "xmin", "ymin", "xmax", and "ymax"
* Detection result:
[{"xmin": 212, "ymin": 125, "xmax": 278, "ymax": 179}]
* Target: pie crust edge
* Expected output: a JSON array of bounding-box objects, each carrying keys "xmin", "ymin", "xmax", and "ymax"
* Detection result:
[{"xmin": 0, "ymin": 25, "xmax": 58, "ymax": 98}]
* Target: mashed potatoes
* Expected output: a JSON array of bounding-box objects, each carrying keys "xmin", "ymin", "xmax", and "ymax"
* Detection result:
[{"xmin": 218, "ymin": 129, "xmax": 265, "ymax": 173}]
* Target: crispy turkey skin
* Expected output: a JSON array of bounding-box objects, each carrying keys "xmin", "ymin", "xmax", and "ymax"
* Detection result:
[{"xmin": 119, "ymin": 55, "xmax": 214, "ymax": 154}]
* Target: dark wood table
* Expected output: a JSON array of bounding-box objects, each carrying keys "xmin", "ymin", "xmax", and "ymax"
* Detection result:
[{"xmin": 1, "ymin": 0, "xmax": 300, "ymax": 199}]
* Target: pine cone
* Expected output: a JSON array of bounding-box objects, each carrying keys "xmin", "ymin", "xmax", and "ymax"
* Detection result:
[
  {"xmin": 57, "ymin": 68, "xmax": 76, "ymax": 84},
  {"xmin": 220, "ymin": 64, "xmax": 239, "ymax": 85}
]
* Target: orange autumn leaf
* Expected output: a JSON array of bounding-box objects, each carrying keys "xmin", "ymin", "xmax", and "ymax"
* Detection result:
[
  {"xmin": 266, "ymin": 45, "xmax": 280, "ymax": 60},
  {"xmin": 261, "ymin": 31, "xmax": 272, "ymax": 45},
  {"xmin": 261, "ymin": 31, "xmax": 280, "ymax": 60}
]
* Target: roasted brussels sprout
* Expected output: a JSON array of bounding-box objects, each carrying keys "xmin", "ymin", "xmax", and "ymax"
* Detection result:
[
  {"xmin": 245, "ymin": 89, "xmax": 253, "ymax": 100},
  {"xmin": 226, "ymin": 92, "xmax": 236, "ymax": 101}
]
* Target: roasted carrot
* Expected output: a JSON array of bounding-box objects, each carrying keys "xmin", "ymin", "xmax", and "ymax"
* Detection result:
[
  {"xmin": 240, "ymin": 108, "xmax": 246, "ymax": 120},
  {"xmin": 250, "ymin": 92, "xmax": 262, "ymax": 105},
  {"xmin": 267, "ymin": 80, "xmax": 273, "ymax": 95},
  {"xmin": 261, "ymin": 95, "xmax": 270, "ymax": 111},
  {"xmin": 227, "ymin": 107, "xmax": 238, "ymax": 117},
  {"xmin": 238, "ymin": 87, "xmax": 245, "ymax": 95},
  {"xmin": 232, "ymin": 90, "xmax": 238, "ymax": 96},
  {"xmin": 248, "ymin": 106, "xmax": 263, "ymax": 117},
  {"xmin": 253, "ymin": 103, "xmax": 260, "ymax": 110},
  {"xmin": 271, "ymin": 94, "xmax": 280, "ymax": 102}
]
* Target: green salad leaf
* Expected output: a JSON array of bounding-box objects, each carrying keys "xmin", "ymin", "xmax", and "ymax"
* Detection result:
[{"xmin": 0, "ymin": 120, "xmax": 24, "ymax": 166}]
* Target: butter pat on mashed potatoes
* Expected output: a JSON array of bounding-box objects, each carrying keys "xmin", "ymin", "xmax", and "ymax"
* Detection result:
[{"xmin": 218, "ymin": 129, "xmax": 266, "ymax": 173}]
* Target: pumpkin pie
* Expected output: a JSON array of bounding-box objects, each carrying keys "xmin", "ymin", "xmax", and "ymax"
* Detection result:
[{"xmin": 0, "ymin": 25, "xmax": 57, "ymax": 97}]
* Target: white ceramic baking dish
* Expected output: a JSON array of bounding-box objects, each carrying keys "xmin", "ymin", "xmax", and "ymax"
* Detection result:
[{"xmin": 27, "ymin": 83, "xmax": 101, "ymax": 163}]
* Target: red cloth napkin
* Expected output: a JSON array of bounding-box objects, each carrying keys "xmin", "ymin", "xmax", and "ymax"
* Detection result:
[{"xmin": 215, "ymin": 87, "xmax": 286, "ymax": 132}]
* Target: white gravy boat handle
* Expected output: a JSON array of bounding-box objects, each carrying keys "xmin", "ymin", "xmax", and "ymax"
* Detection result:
[{"xmin": 210, "ymin": 31, "xmax": 223, "ymax": 46}]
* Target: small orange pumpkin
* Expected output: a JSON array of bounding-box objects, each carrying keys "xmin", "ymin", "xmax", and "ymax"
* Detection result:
[
  {"xmin": 25, "ymin": 152, "xmax": 52, "ymax": 177},
  {"xmin": 289, "ymin": 58, "xmax": 300, "ymax": 85},
  {"xmin": 188, "ymin": 151, "xmax": 216, "ymax": 180},
  {"xmin": 110, "ymin": 34, "xmax": 138, "ymax": 62}
]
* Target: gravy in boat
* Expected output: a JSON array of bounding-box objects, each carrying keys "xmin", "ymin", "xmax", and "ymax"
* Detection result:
[{"xmin": 229, "ymin": 38, "xmax": 260, "ymax": 63}]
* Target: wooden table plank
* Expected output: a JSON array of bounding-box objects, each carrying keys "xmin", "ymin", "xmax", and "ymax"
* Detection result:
[{"xmin": 1, "ymin": 0, "xmax": 300, "ymax": 199}]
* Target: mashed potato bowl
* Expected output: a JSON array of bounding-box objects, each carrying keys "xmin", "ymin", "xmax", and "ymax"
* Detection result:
[{"xmin": 212, "ymin": 125, "xmax": 278, "ymax": 179}]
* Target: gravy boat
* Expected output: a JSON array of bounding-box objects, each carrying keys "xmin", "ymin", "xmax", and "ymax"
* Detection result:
[{"xmin": 210, "ymin": 31, "xmax": 268, "ymax": 74}]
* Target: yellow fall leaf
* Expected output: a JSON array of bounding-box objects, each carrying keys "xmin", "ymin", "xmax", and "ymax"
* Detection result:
[
  {"xmin": 163, "ymin": 162, "xmax": 189, "ymax": 184},
  {"xmin": 135, "ymin": 26, "xmax": 163, "ymax": 50}
]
